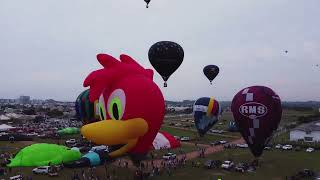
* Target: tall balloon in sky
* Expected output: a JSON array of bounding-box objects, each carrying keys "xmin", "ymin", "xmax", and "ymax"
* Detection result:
[
  {"xmin": 203, "ymin": 65, "xmax": 219, "ymax": 84},
  {"xmin": 144, "ymin": 0, "xmax": 151, "ymax": 8},
  {"xmin": 193, "ymin": 97, "xmax": 221, "ymax": 137},
  {"xmin": 231, "ymin": 86, "xmax": 282, "ymax": 157},
  {"xmin": 148, "ymin": 41, "xmax": 184, "ymax": 87}
]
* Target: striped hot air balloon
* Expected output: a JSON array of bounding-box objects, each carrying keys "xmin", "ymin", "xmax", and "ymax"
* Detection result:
[{"xmin": 193, "ymin": 97, "xmax": 221, "ymax": 137}]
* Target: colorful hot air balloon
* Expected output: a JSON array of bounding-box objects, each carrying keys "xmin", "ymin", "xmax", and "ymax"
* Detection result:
[
  {"xmin": 148, "ymin": 41, "xmax": 184, "ymax": 87},
  {"xmin": 81, "ymin": 53, "xmax": 165, "ymax": 161},
  {"xmin": 193, "ymin": 97, "xmax": 221, "ymax": 137},
  {"xmin": 231, "ymin": 86, "xmax": 282, "ymax": 157},
  {"xmin": 203, "ymin": 65, "xmax": 219, "ymax": 84},
  {"xmin": 75, "ymin": 89, "xmax": 100, "ymax": 125}
]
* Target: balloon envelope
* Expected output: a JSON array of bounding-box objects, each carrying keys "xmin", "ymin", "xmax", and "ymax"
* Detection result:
[
  {"xmin": 57, "ymin": 127, "xmax": 80, "ymax": 135},
  {"xmin": 75, "ymin": 89, "xmax": 100, "ymax": 125},
  {"xmin": 203, "ymin": 65, "xmax": 219, "ymax": 83},
  {"xmin": 193, "ymin": 97, "xmax": 221, "ymax": 136},
  {"xmin": 8, "ymin": 143, "xmax": 81, "ymax": 167},
  {"xmin": 231, "ymin": 86, "xmax": 282, "ymax": 157},
  {"xmin": 148, "ymin": 41, "xmax": 184, "ymax": 85}
]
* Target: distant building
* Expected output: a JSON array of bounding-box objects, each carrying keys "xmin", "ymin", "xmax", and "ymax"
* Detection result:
[
  {"xmin": 290, "ymin": 120, "xmax": 320, "ymax": 142},
  {"xmin": 19, "ymin": 96, "xmax": 31, "ymax": 104}
]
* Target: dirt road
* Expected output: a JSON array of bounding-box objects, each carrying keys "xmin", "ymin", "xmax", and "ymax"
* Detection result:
[{"xmin": 113, "ymin": 138, "xmax": 245, "ymax": 169}]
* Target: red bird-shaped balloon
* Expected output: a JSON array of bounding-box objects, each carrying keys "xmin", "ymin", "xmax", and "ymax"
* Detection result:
[{"xmin": 81, "ymin": 54, "xmax": 165, "ymax": 160}]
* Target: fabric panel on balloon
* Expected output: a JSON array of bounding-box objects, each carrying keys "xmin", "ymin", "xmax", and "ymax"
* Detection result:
[
  {"xmin": 83, "ymin": 152, "xmax": 101, "ymax": 166},
  {"xmin": 231, "ymin": 86, "xmax": 282, "ymax": 157},
  {"xmin": 193, "ymin": 97, "xmax": 220, "ymax": 136},
  {"xmin": 151, "ymin": 131, "xmax": 180, "ymax": 150}
]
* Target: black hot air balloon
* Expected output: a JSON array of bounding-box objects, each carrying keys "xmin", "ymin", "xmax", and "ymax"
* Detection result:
[
  {"xmin": 203, "ymin": 65, "xmax": 219, "ymax": 84},
  {"xmin": 144, "ymin": 0, "xmax": 151, "ymax": 8},
  {"xmin": 148, "ymin": 41, "xmax": 184, "ymax": 87}
]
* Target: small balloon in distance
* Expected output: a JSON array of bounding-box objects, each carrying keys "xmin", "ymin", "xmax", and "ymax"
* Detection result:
[{"xmin": 203, "ymin": 65, "xmax": 219, "ymax": 84}]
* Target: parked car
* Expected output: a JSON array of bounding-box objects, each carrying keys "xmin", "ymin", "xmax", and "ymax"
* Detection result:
[
  {"xmin": 306, "ymin": 147, "xmax": 314, "ymax": 153},
  {"xmin": 236, "ymin": 144, "xmax": 248, "ymax": 148},
  {"xmin": 180, "ymin": 137, "xmax": 190, "ymax": 141},
  {"xmin": 9, "ymin": 175, "xmax": 23, "ymax": 180},
  {"xmin": 65, "ymin": 139, "xmax": 76, "ymax": 144},
  {"xmin": 32, "ymin": 166, "xmax": 50, "ymax": 174},
  {"xmin": 211, "ymin": 130, "xmax": 225, "ymax": 134},
  {"xmin": 210, "ymin": 141, "xmax": 221, "ymax": 146},
  {"xmin": 26, "ymin": 132, "xmax": 38, "ymax": 136},
  {"xmin": 0, "ymin": 132, "xmax": 9, "ymax": 136},
  {"xmin": 204, "ymin": 160, "xmax": 222, "ymax": 169},
  {"xmin": 219, "ymin": 140, "xmax": 227, "ymax": 144},
  {"xmin": 297, "ymin": 169, "xmax": 315, "ymax": 177},
  {"xmin": 162, "ymin": 153, "xmax": 177, "ymax": 160},
  {"xmin": 221, "ymin": 161, "xmax": 234, "ymax": 170},
  {"xmin": 224, "ymin": 144, "xmax": 236, "ymax": 149},
  {"xmin": 235, "ymin": 163, "xmax": 249, "ymax": 173},
  {"xmin": 275, "ymin": 144, "xmax": 282, "ymax": 149},
  {"xmin": 204, "ymin": 160, "xmax": 215, "ymax": 169},
  {"xmin": 282, "ymin": 145, "xmax": 293, "ymax": 150},
  {"xmin": 247, "ymin": 166, "xmax": 256, "ymax": 173},
  {"xmin": 264, "ymin": 146, "xmax": 272, "ymax": 150},
  {"xmin": 90, "ymin": 145, "xmax": 108, "ymax": 153}
]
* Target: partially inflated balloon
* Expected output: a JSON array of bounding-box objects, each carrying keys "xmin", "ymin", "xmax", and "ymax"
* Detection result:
[
  {"xmin": 193, "ymin": 97, "xmax": 221, "ymax": 137},
  {"xmin": 203, "ymin": 65, "xmax": 219, "ymax": 84},
  {"xmin": 148, "ymin": 41, "xmax": 184, "ymax": 87},
  {"xmin": 231, "ymin": 86, "xmax": 282, "ymax": 157},
  {"xmin": 7, "ymin": 143, "xmax": 81, "ymax": 167},
  {"xmin": 75, "ymin": 89, "xmax": 99, "ymax": 125}
]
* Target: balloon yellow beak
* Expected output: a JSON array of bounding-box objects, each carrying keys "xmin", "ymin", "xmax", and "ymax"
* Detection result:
[{"xmin": 81, "ymin": 118, "xmax": 148, "ymax": 157}]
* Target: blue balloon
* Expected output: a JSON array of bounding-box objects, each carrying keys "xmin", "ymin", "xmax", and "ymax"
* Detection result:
[{"xmin": 193, "ymin": 97, "xmax": 221, "ymax": 136}]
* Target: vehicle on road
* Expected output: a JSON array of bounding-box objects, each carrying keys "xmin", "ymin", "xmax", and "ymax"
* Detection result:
[
  {"xmin": 65, "ymin": 139, "xmax": 76, "ymax": 144},
  {"xmin": 162, "ymin": 153, "xmax": 177, "ymax": 160},
  {"xmin": 264, "ymin": 146, "xmax": 272, "ymax": 150},
  {"xmin": 275, "ymin": 144, "xmax": 282, "ymax": 149},
  {"xmin": 180, "ymin": 137, "xmax": 190, "ymax": 141},
  {"xmin": 282, "ymin": 144, "xmax": 293, "ymax": 150},
  {"xmin": 221, "ymin": 161, "xmax": 234, "ymax": 170},
  {"xmin": 236, "ymin": 144, "xmax": 248, "ymax": 148},
  {"xmin": 90, "ymin": 145, "xmax": 108, "ymax": 153}
]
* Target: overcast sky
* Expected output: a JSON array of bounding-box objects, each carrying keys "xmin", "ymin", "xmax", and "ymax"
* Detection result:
[{"xmin": 0, "ymin": 0, "xmax": 319, "ymax": 102}]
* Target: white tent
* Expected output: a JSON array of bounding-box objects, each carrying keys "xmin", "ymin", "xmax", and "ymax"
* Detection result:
[
  {"xmin": 0, "ymin": 124, "xmax": 16, "ymax": 131},
  {"xmin": 0, "ymin": 115, "xmax": 10, "ymax": 121}
]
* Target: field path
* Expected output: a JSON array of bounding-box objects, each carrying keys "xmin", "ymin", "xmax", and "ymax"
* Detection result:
[
  {"xmin": 162, "ymin": 125, "xmax": 240, "ymax": 139},
  {"xmin": 113, "ymin": 138, "xmax": 245, "ymax": 169}
]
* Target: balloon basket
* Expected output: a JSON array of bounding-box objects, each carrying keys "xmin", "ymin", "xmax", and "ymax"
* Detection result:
[{"xmin": 164, "ymin": 82, "xmax": 167, "ymax": 87}]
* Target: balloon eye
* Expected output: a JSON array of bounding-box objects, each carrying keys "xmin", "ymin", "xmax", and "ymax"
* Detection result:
[
  {"xmin": 109, "ymin": 98, "xmax": 122, "ymax": 120},
  {"xmin": 98, "ymin": 94, "xmax": 107, "ymax": 120},
  {"xmin": 107, "ymin": 89, "xmax": 126, "ymax": 120}
]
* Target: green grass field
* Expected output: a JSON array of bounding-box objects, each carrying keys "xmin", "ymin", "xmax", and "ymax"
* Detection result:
[
  {"xmin": 3, "ymin": 148, "xmax": 319, "ymax": 180},
  {"xmin": 152, "ymin": 148, "xmax": 320, "ymax": 180}
]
